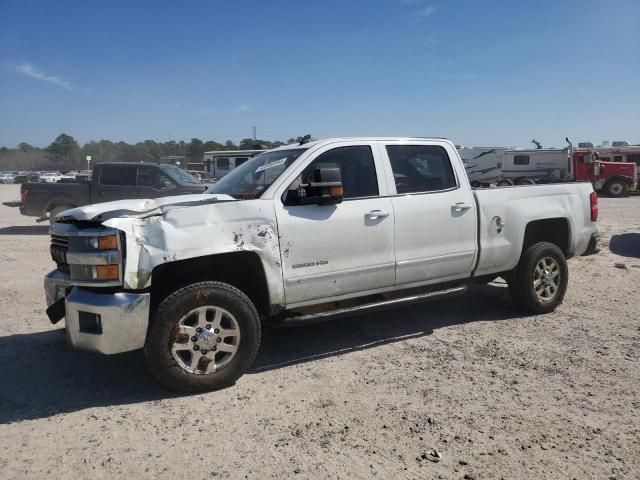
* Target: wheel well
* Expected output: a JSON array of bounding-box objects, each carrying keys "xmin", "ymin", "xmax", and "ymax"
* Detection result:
[
  {"xmin": 45, "ymin": 201, "xmax": 76, "ymax": 216},
  {"xmin": 604, "ymin": 176, "xmax": 632, "ymax": 186},
  {"xmin": 150, "ymin": 251, "xmax": 270, "ymax": 318},
  {"xmin": 523, "ymin": 218, "xmax": 570, "ymax": 256}
]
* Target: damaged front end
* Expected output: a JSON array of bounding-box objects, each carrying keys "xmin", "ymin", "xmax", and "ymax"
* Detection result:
[{"xmin": 45, "ymin": 221, "xmax": 150, "ymax": 354}]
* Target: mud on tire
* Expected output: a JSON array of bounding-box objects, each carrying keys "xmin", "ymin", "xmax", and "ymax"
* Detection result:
[{"xmin": 144, "ymin": 281, "xmax": 261, "ymax": 392}]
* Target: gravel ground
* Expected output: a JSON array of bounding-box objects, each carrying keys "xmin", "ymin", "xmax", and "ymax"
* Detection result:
[{"xmin": 0, "ymin": 184, "xmax": 638, "ymax": 480}]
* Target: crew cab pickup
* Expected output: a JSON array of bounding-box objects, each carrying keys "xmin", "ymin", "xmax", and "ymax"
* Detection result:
[
  {"xmin": 18, "ymin": 162, "xmax": 208, "ymax": 223},
  {"xmin": 44, "ymin": 137, "xmax": 599, "ymax": 392}
]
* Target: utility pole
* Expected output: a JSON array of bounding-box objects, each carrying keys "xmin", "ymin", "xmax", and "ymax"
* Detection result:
[{"xmin": 253, "ymin": 126, "xmax": 256, "ymax": 142}]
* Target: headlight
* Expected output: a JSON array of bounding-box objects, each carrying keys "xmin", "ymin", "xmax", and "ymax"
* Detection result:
[
  {"xmin": 69, "ymin": 234, "xmax": 119, "ymax": 251},
  {"xmin": 70, "ymin": 264, "xmax": 121, "ymax": 281}
]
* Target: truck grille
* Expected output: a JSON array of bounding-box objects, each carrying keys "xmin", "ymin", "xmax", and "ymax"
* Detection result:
[{"xmin": 50, "ymin": 234, "xmax": 69, "ymax": 272}]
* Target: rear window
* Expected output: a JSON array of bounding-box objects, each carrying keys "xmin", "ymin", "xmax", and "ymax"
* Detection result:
[{"xmin": 99, "ymin": 166, "xmax": 137, "ymax": 186}]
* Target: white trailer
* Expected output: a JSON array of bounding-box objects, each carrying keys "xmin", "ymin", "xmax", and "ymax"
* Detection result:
[
  {"xmin": 203, "ymin": 149, "xmax": 267, "ymax": 180},
  {"xmin": 457, "ymin": 146, "xmax": 571, "ymax": 186}
]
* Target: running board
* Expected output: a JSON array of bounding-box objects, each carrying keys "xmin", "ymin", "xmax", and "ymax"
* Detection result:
[{"xmin": 281, "ymin": 285, "xmax": 468, "ymax": 326}]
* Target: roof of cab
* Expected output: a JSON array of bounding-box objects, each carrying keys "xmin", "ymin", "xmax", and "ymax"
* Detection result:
[{"xmin": 272, "ymin": 137, "xmax": 451, "ymax": 151}]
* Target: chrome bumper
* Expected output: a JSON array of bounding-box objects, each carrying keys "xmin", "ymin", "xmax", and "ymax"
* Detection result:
[{"xmin": 44, "ymin": 270, "xmax": 150, "ymax": 355}]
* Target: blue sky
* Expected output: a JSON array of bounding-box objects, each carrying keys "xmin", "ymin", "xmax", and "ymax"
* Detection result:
[{"xmin": 1, "ymin": 0, "xmax": 638, "ymax": 148}]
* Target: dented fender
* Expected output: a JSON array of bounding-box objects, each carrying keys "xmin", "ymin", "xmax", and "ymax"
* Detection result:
[{"xmin": 103, "ymin": 199, "xmax": 285, "ymax": 308}]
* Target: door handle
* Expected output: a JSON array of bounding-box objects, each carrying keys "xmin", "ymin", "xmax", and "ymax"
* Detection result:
[
  {"xmin": 452, "ymin": 202, "xmax": 472, "ymax": 212},
  {"xmin": 365, "ymin": 210, "xmax": 389, "ymax": 220}
]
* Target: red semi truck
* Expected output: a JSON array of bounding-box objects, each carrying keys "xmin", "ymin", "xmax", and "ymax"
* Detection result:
[{"xmin": 573, "ymin": 147, "xmax": 638, "ymax": 197}]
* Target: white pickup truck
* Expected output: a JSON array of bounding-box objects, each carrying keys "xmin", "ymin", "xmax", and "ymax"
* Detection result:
[{"xmin": 44, "ymin": 137, "xmax": 599, "ymax": 392}]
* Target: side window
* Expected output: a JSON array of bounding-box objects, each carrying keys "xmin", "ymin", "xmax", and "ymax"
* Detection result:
[
  {"xmin": 99, "ymin": 166, "xmax": 137, "ymax": 186},
  {"xmin": 514, "ymin": 155, "xmax": 530, "ymax": 165},
  {"xmin": 235, "ymin": 157, "xmax": 249, "ymax": 167},
  {"xmin": 137, "ymin": 166, "xmax": 175, "ymax": 190},
  {"xmin": 297, "ymin": 146, "xmax": 378, "ymax": 199},
  {"xmin": 217, "ymin": 158, "xmax": 230, "ymax": 169},
  {"xmin": 613, "ymin": 155, "xmax": 623, "ymax": 162},
  {"xmin": 386, "ymin": 145, "xmax": 457, "ymax": 194},
  {"xmin": 627, "ymin": 153, "xmax": 640, "ymax": 165}
]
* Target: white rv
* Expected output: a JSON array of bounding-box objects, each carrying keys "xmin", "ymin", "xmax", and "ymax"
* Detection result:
[
  {"xmin": 457, "ymin": 146, "xmax": 571, "ymax": 186},
  {"xmin": 203, "ymin": 149, "xmax": 267, "ymax": 180}
]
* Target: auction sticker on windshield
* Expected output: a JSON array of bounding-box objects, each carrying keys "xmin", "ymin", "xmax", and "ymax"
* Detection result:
[{"xmin": 255, "ymin": 158, "xmax": 287, "ymax": 173}]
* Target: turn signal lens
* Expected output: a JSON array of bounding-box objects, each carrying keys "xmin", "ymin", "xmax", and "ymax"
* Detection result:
[
  {"xmin": 98, "ymin": 235, "xmax": 118, "ymax": 250},
  {"xmin": 96, "ymin": 265, "xmax": 119, "ymax": 280},
  {"xmin": 329, "ymin": 186, "xmax": 344, "ymax": 197},
  {"xmin": 590, "ymin": 191, "xmax": 598, "ymax": 221}
]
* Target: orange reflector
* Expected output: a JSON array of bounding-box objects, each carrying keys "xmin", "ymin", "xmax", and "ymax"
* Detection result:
[
  {"xmin": 329, "ymin": 186, "xmax": 343, "ymax": 196},
  {"xmin": 96, "ymin": 265, "xmax": 119, "ymax": 280},
  {"xmin": 98, "ymin": 235, "xmax": 118, "ymax": 250}
]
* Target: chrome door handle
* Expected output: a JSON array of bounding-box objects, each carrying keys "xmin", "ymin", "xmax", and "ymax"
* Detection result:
[
  {"xmin": 453, "ymin": 202, "xmax": 472, "ymax": 212},
  {"xmin": 365, "ymin": 210, "xmax": 389, "ymax": 220}
]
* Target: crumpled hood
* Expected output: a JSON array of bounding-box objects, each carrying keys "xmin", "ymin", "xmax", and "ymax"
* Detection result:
[{"xmin": 56, "ymin": 193, "xmax": 236, "ymax": 222}]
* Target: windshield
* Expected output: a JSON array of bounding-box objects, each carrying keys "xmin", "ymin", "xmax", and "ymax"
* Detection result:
[
  {"xmin": 160, "ymin": 164, "xmax": 200, "ymax": 184},
  {"xmin": 206, "ymin": 148, "xmax": 306, "ymax": 199}
]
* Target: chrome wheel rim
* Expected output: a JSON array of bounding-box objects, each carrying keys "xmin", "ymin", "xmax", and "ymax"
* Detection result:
[
  {"xmin": 533, "ymin": 257, "xmax": 561, "ymax": 303},
  {"xmin": 171, "ymin": 306, "xmax": 241, "ymax": 374}
]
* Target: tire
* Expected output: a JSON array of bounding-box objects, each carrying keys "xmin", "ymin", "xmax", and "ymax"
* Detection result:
[
  {"xmin": 470, "ymin": 180, "xmax": 481, "ymax": 188},
  {"xmin": 508, "ymin": 242, "xmax": 568, "ymax": 314},
  {"xmin": 145, "ymin": 281, "xmax": 261, "ymax": 392},
  {"xmin": 605, "ymin": 179, "xmax": 628, "ymax": 198},
  {"xmin": 516, "ymin": 178, "xmax": 535, "ymax": 185},
  {"xmin": 49, "ymin": 205, "xmax": 74, "ymax": 225},
  {"xmin": 497, "ymin": 179, "xmax": 514, "ymax": 187}
]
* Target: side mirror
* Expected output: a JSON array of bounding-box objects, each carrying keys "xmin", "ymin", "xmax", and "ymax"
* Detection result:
[
  {"xmin": 287, "ymin": 167, "xmax": 343, "ymax": 206},
  {"xmin": 583, "ymin": 154, "xmax": 593, "ymax": 164}
]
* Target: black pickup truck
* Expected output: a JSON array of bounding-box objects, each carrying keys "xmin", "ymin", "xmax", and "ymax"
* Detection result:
[{"xmin": 17, "ymin": 163, "xmax": 208, "ymax": 223}]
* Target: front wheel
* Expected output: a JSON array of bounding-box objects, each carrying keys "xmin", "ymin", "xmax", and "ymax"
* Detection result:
[
  {"xmin": 145, "ymin": 281, "xmax": 261, "ymax": 392},
  {"xmin": 508, "ymin": 242, "xmax": 568, "ymax": 314},
  {"xmin": 605, "ymin": 179, "xmax": 628, "ymax": 198}
]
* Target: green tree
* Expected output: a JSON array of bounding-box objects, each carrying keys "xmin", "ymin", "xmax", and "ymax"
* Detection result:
[
  {"xmin": 46, "ymin": 133, "xmax": 81, "ymax": 167},
  {"xmin": 187, "ymin": 138, "xmax": 205, "ymax": 161},
  {"xmin": 203, "ymin": 140, "xmax": 224, "ymax": 151},
  {"xmin": 18, "ymin": 142, "xmax": 35, "ymax": 152},
  {"xmin": 224, "ymin": 140, "xmax": 238, "ymax": 150}
]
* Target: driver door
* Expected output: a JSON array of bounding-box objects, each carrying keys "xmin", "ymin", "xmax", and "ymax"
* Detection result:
[{"xmin": 274, "ymin": 143, "xmax": 396, "ymax": 306}]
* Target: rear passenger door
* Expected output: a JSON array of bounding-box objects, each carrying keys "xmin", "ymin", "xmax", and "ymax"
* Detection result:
[
  {"xmin": 381, "ymin": 142, "xmax": 477, "ymax": 285},
  {"xmin": 94, "ymin": 165, "xmax": 138, "ymax": 202}
]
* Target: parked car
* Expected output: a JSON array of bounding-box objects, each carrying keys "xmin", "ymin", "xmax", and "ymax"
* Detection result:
[
  {"xmin": 14, "ymin": 171, "xmax": 40, "ymax": 184},
  {"xmin": 44, "ymin": 137, "xmax": 599, "ymax": 392},
  {"xmin": 186, "ymin": 170, "xmax": 214, "ymax": 183},
  {"xmin": 39, "ymin": 171, "xmax": 63, "ymax": 183},
  {"xmin": 0, "ymin": 172, "xmax": 16, "ymax": 184},
  {"xmin": 14, "ymin": 162, "xmax": 208, "ymax": 223}
]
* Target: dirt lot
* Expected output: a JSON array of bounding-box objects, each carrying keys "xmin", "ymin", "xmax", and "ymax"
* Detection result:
[{"xmin": 0, "ymin": 184, "xmax": 638, "ymax": 480}]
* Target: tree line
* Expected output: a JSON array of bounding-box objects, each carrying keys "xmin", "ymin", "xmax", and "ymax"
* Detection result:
[{"xmin": 0, "ymin": 133, "xmax": 304, "ymax": 171}]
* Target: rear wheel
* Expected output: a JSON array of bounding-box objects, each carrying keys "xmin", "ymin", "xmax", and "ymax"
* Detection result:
[
  {"xmin": 508, "ymin": 242, "xmax": 568, "ymax": 314},
  {"xmin": 497, "ymin": 179, "xmax": 514, "ymax": 187},
  {"xmin": 605, "ymin": 179, "xmax": 628, "ymax": 198},
  {"xmin": 145, "ymin": 281, "xmax": 261, "ymax": 392}
]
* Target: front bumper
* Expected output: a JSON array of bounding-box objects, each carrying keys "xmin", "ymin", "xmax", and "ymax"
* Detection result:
[{"xmin": 45, "ymin": 270, "xmax": 150, "ymax": 354}]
